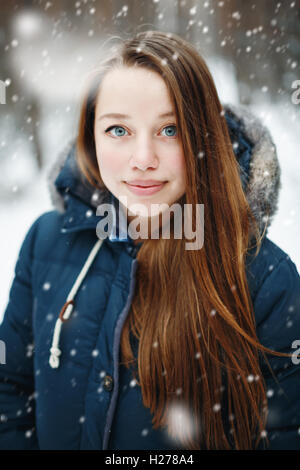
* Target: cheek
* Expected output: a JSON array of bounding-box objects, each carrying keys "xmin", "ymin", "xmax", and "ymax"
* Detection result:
[
  {"xmin": 99, "ymin": 153, "xmax": 123, "ymax": 174},
  {"xmin": 171, "ymin": 150, "xmax": 186, "ymax": 180},
  {"xmin": 95, "ymin": 139, "xmax": 124, "ymax": 176}
]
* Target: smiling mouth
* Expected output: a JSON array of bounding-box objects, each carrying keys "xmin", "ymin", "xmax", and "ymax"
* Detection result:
[
  {"xmin": 124, "ymin": 181, "xmax": 167, "ymax": 195},
  {"xmin": 128, "ymin": 183, "xmax": 163, "ymax": 188},
  {"xmin": 125, "ymin": 181, "xmax": 167, "ymax": 187}
]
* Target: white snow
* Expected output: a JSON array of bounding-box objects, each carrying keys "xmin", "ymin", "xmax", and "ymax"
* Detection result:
[{"xmin": 165, "ymin": 401, "xmax": 197, "ymax": 443}]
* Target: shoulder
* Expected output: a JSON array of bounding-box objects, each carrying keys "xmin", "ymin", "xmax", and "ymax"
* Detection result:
[
  {"xmin": 18, "ymin": 210, "xmax": 105, "ymax": 272},
  {"xmin": 18, "ymin": 210, "xmax": 65, "ymax": 260},
  {"xmin": 245, "ymin": 236, "xmax": 292, "ymax": 299},
  {"xmin": 246, "ymin": 236, "xmax": 300, "ymax": 351}
]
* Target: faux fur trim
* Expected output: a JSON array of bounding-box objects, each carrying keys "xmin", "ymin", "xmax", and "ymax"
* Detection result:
[
  {"xmin": 47, "ymin": 140, "xmax": 74, "ymax": 214},
  {"xmin": 223, "ymin": 103, "xmax": 281, "ymax": 234}
]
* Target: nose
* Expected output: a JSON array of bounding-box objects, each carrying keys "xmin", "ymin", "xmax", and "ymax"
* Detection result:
[{"xmin": 129, "ymin": 135, "xmax": 158, "ymax": 171}]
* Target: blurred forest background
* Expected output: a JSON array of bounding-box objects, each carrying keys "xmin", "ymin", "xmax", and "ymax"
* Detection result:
[{"xmin": 1, "ymin": 0, "xmax": 300, "ymax": 317}]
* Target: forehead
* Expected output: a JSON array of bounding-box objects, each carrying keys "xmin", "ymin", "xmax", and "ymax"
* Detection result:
[{"xmin": 96, "ymin": 66, "xmax": 173, "ymax": 111}]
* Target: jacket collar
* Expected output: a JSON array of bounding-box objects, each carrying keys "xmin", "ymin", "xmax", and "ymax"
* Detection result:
[{"xmin": 47, "ymin": 103, "xmax": 281, "ymax": 238}]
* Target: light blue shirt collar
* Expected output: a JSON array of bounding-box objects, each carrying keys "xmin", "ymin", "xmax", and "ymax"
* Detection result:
[{"xmin": 107, "ymin": 193, "xmax": 131, "ymax": 243}]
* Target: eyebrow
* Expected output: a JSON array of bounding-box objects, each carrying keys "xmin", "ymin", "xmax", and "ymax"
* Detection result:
[{"xmin": 98, "ymin": 111, "xmax": 175, "ymax": 121}]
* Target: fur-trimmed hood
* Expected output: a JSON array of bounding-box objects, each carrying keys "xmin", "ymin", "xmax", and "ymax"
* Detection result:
[{"xmin": 47, "ymin": 103, "xmax": 281, "ymax": 237}]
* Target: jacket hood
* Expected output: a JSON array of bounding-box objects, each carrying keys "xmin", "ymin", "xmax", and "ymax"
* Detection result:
[{"xmin": 47, "ymin": 103, "xmax": 281, "ymax": 237}]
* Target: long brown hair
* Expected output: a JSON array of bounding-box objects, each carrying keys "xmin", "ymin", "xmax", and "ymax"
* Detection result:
[{"xmin": 76, "ymin": 30, "xmax": 290, "ymax": 450}]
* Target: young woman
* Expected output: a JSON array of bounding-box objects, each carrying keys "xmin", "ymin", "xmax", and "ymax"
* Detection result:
[{"xmin": 1, "ymin": 30, "xmax": 300, "ymax": 451}]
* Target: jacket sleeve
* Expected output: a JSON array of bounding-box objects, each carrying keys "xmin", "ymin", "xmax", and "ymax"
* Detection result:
[
  {"xmin": 254, "ymin": 256, "xmax": 300, "ymax": 450},
  {"xmin": 0, "ymin": 217, "xmax": 41, "ymax": 450}
]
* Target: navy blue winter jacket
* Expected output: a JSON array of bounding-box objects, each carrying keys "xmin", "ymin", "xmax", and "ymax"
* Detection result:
[{"xmin": 1, "ymin": 104, "xmax": 300, "ymax": 450}]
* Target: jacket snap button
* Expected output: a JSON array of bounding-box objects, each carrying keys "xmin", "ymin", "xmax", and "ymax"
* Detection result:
[{"xmin": 103, "ymin": 374, "xmax": 114, "ymax": 392}]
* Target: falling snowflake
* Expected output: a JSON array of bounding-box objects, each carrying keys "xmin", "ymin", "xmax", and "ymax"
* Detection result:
[
  {"xmin": 26, "ymin": 344, "xmax": 34, "ymax": 357},
  {"xmin": 232, "ymin": 11, "xmax": 241, "ymax": 20},
  {"xmin": 43, "ymin": 282, "xmax": 51, "ymax": 291},
  {"xmin": 166, "ymin": 402, "xmax": 197, "ymax": 442},
  {"xmin": 141, "ymin": 428, "xmax": 149, "ymax": 437},
  {"xmin": 130, "ymin": 379, "xmax": 137, "ymax": 388},
  {"xmin": 213, "ymin": 403, "xmax": 221, "ymax": 412}
]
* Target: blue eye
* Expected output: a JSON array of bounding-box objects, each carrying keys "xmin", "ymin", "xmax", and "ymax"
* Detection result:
[
  {"xmin": 104, "ymin": 124, "xmax": 177, "ymax": 138},
  {"xmin": 106, "ymin": 126, "xmax": 128, "ymax": 137},
  {"xmin": 161, "ymin": 125, "xmax": 177, "ymax": 137}
]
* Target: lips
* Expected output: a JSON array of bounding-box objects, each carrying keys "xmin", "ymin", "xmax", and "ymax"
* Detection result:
[
  {"xmin": 126, "ymin": 180, "xmax": 166, "ymax": 187},
  {"xmin": 124, "ymin": 181, "xmax": 167, "ymax": 196}
]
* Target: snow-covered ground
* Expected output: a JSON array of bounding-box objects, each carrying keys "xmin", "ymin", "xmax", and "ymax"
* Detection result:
[{"xmin": 1, "ymin": 55, "xmax": 299, "ymax": 322}]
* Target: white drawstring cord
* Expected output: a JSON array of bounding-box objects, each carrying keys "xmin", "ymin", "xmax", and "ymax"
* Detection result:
[{"xmin": 49, "ymin": 238, "xmax": 104, "ymax": 369}]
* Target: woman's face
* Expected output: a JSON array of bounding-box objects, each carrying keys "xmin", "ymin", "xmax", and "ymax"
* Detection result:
[{"xmin": 94, "ymin": 66, "xmax": 186, "ymax": 221}]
